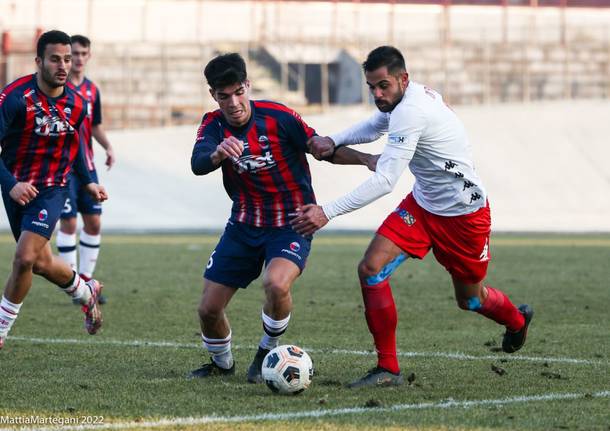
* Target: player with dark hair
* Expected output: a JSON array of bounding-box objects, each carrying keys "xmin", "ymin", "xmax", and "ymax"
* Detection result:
[
  {"xmin": 293, "ymin": 45, "xmax": 533, "ymax": 388},
  {"xmin": 0, "ymin": 30, "xmax": 108, "ymax": 349},
  {"xmin": 56, "ymin": 35, "xmax": 115, "ymax": 304},
  {"xmin": 189, "ymin": 52, "xmax": 377, "ymax": 382}
]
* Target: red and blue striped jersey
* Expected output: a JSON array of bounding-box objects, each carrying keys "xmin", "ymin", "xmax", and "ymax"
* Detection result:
[
  {"xmin": 67, "ymin": 78, "xmax": 102, "ymax": 171},
  {"xmin": 192, "ymin": 100, "xmax": 317, "ymax": 228},
  {"xmin": 0, "ymin": 74, "xmax": 89, "ymax": 190}
]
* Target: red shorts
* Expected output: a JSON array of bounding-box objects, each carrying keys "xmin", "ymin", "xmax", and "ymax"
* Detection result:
[{"xmin": 377, "ymin": 193, "xmax": 491, "ymax": 284}]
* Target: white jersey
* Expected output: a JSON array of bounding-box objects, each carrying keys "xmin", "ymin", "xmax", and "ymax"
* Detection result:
[{"xmin": 322, "ymin": 81, "xmax": 486, "ymax": 219}]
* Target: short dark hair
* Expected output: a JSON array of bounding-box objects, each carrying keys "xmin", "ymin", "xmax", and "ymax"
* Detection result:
[
  {"xmin": 204, "ymin": 53, "xmax": 247, "ymax": 90},
  {"xmin": 70, "ymin": 34, "xmax": 91, "ymax": 48},
  {"xmin": 362, "ymin": 46, "xmax": 406, "ymax": 75},
  {"xmin": 36, "ymin": 30, "xmax": 71, "ymax": 58}
]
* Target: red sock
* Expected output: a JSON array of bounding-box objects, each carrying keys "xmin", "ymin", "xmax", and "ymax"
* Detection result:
[
  {"xmin": 478, "ymin": 287, "xmax": 525, "ymax": 332},
  {"xmin": 361, "ymin": 279, "xmax": 399, "ymax": 374}
]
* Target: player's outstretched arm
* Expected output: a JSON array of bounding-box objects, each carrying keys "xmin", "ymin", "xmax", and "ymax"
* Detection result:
[
  {"xmin": 92, "ymin": 124, "xmax": 115, "ymax": 170},
  {"xmin": 328, "ymin": 146, "xmax": 380, "ymax": 172}
]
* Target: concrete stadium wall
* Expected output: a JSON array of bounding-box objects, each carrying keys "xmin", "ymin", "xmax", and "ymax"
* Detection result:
[{"xmin": 1, "ymin": 100, "xmax": 608, "ymax": 233}]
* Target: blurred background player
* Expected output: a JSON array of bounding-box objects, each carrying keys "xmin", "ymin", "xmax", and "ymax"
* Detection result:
[
  {"xmin": 56, "ymin": 35, "xmax": 115, "ymax": 304},
  {"xmin": 293, "ymin": 46, "xmax": 533, "ymax": 388},
  {"xmin": 0, "ymin": 30, "xmax": 108, "ymax": 349},
  {"xmin": 189, "ymin": 53, "xmax": 376, "ymax": 382}
]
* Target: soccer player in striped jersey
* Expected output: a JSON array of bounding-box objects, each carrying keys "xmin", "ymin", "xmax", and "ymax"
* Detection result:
[
  {"xmin": 188, "ymin": 53, "xmax": 377, "ymax": 382},
  {"xmin": 57, "ymin": 35, "xmax": 115, "ymax": 304},
  {"xmin": 0, "ymin": 31, "xmax": 108, "ymax": 349},
  {"xmin": 293, "ymin": 46, "xmax": 533, "ymax": 388}
]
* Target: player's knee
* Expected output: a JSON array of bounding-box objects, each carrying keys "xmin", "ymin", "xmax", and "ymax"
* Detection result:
[
  {"xmin": 13, "ymin": 250, "xmax": 37, "ymax": 273},
  {"xmin": 83, "ymin": 220, "xmax": 101, "ymax": 235},
  {"xmin": 60, "ymin": 219, "xmax": 77, "ymax": 235},
  {"xmin": 457, "ymin": 296, "xmax": 482, "ymax": 311},
  {"xmin": 198, "ymin": 302, "xmax": 223, "ymax": 324},
  {"xmin": 358, "ymin": 258, "xmax": 382, "ymax": 282},
  {"xmin": 263, "ymin": 276, "xmax": 291, "ymax": 300}
]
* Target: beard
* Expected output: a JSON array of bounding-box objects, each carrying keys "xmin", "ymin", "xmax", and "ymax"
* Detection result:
[{"xmin": 40, "ymin": 65, "xmax": 66, "ymax": 89}]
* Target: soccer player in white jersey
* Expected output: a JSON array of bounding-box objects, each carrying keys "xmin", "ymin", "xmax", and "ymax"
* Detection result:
[{"xmin": 292, "ymin": 46, "xmax": 533, "ymax": 388}]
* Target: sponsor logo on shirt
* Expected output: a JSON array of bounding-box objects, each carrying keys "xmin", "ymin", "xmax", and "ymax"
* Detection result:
[
  {"xmin": 34, "ymin": 115, "xmax": 75, "ymax": 137},
  {"xmin": 233, "ymin": 151, "xmax": 277, "ymax": 174}
]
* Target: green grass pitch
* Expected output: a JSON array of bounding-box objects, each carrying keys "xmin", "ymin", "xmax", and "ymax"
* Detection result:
[{"xmin": 0, "ymin": 233, "xmax": 608, "ymax": 431}]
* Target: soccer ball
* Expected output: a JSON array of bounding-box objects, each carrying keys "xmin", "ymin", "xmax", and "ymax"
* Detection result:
[{"xmin": 261, "ymin": 345, "xmax": 313, "ymax": 395}]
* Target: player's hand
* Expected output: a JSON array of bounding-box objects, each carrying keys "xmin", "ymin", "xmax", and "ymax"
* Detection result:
[
  {"xmin": 214, "ymin": 136, "xmax": 244, "ymax": 163},
  {"xmin": 367, "ymin": 154, "xmax": 380, "ymax": 172},
  {"xmin": 85, "ymin": 183, "xmax": 108, "ymax": 203},
  {"xmin": 290, "ymin": 204, "xmax": 329, "ymax": 236},
  {"xmin": 307, "ymin": 136, "xmax": 335, "ymax": 160},
  {"xmin": 105, "ymin": 145, "xmax": 116, "ymax": 170},
  {"xmin": 9, "ymin": 182, "xmax": 39, "ymax": 206}
]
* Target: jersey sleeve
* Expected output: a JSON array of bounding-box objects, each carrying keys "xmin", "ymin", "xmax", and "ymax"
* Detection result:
[
  {"xmin": 0, "ymin": 90, "xmax": 21, "ymax": 190},
  {"xmin": 321, "ymin": 104, "xmax": 427, "ymax": 220},
  {"xmin": 92, "ymin": 89, "xmax": 102, "ymax": 126},
  {"xmin": 284, "ymin": 109, "xmax": 316, "ymax": 153},
  {"xmin": 191, "ymin": 112, "xmax": 223, "ymax": 175},
  {"xmin": 329, "ymin": 111, "xmax": 388, "ymax": 147}
]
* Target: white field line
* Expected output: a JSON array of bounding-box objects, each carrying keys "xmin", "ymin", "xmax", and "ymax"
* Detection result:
[
  {"xmin": 8, "ymin": 336, "xmax": 608, "ymax": 366},
  {"xmin": 2, "ymin": 390, "xmax": 609, "ymax": 431}
]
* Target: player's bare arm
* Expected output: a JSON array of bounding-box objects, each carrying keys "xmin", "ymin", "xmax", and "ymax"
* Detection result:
[
  {"xmin": 211, "ymin": 136, "xmax": 244, "ymax": 165},
  {"xmin": 330, "ymin": 146, "xmax": 380, "ymax": 172},
  {"xmin": 9, "ymin": 182, "xmax": 39, "ymax": 206},
  {"xmin": 92, "ymin": 124, "xmax": 115, "ymax": 169}
]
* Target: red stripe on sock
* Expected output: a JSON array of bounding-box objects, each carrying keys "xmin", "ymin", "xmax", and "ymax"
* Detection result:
[
  {"xmin": 0, "ymin": 306, "xmax": 17, "ymax": 317},
  {"xmin": 478, "ymin": 287, "xmax": 525, "ymax": 332},
  {"xmin": 361, "ymin": 279, "xmax": 400, "ymax": 374}
]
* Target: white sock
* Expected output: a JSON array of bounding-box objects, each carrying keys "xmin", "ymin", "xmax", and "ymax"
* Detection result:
[
  {"xmin": 79, "ymin": 231, "xmax": 101, "ymax": 279},
  {"xmin": 60, "ymin": 272, "xmax": 91, "ymax": 305},
  {"xmin": 56, "ymin": 231, "xmax": 77, "ymax": 271},
  {"xmin": 0, "ymin": 296, "xmax": 23, "ymax": 338},
  {"xmin": 259, "ymin": 311, "xmax": 290, "ymax": 351},
  {"xmin": 202, "ymin": 331, "xmax": 233, "ymax": 369}
]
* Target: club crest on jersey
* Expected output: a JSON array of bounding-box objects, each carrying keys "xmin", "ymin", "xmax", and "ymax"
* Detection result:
[
  {"xmin": 233, "ymin": 151, "xmax": 276, "ymax": 174},
  {"xmin": 258, "ymin": 135, "xmax": 269, "ymax": 143},
  {"xmin": 394, "ymin": 208, "xmax": 415, "ymax": 226},
  {"xmin": 34, "ymin": 115, "xmax": 75, "ymax": 137},
  {"xmin": 38, "ymin": 209, "xmax": 48, "ymax": 222},
  {"xmin": 289, "ymin": 242, "xmax": 301, "ymax": 252}
]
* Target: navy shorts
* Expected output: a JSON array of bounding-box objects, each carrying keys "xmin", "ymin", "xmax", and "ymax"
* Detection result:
[
  {"xmin": 60, "ymin": 170, "xmax": 102, "ymax": 218},
  {"xmin": 204, "ymin": 221, "xmax": 312, "ymax": 289},
  {"xmin": 1, "ymin": 185, "xmax": 67, "ymax": 241}
]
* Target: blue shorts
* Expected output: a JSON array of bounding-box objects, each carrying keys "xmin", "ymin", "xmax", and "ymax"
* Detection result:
[
  {"xmin": 1, "ymin": 186, "xmax": 67, "ymax": 241},
  {"xmin": 60, "ymin": 170, "xmax": 102, "ymax": 218},
  {"xmin": 204, "ymin": 221, "xmax": 312, "ymax": 289}
]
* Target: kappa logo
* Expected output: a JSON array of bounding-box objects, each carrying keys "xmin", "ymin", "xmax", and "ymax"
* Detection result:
[
  {"xmin": 289, "ymin": 241, "xmax": 301, "ymax": 252},
  {"xmin": 479, "ymin": 238, "xmax": 490, "ymax": 261},
  {"xmin": 394, "ymin": 208, "xmax": 415, "ymax": 226},
  {"xmin": 258, "ymin": 135, "xmax": 269, "ymax": 143},
  {"xmin": 38, "ymin": 209, "xmax": 48, "ymax": 222},
  {"xmin": 63, "ymin": 107, "xmax": 71, "ymax": 116}
]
